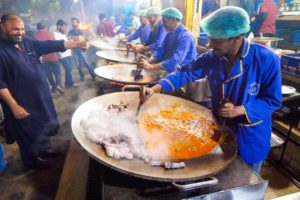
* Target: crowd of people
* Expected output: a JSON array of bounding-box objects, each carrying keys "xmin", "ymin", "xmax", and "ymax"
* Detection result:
[{"xmin": 0, "ymin": 3, "xmax": 282, "ymax": 176}]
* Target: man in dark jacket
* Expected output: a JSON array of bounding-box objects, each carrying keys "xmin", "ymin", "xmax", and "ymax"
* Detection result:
[{"xmin": 0, "ymin": 13, "xmax": 88, "ymax": 169}]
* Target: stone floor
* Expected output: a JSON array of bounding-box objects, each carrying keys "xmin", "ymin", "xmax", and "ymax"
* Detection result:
[{"xmin": 0, "ymin": 70, "xmax": 299, "ymax": 200}]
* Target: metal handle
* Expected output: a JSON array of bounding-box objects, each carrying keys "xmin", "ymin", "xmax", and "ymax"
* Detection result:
[
  {"xmin": 172, "ymin": 177, "xmax": 218, "ymax": 191},
  {"xmin": 122, "ymin": 85, "xmax": 141, "ymax": 92}
]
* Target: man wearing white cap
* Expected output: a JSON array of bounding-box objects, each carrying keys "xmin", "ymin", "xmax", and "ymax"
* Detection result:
[
  {"xmin": 139, "ymin": 6, "xmax": 282, "ymax": 174},
  {"xmin": 139, "ymin": 7, "xmax": 197, "ymax": 73}
]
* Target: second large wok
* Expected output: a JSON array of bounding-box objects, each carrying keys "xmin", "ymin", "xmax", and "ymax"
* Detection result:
[
  {"xmin": 71, "ymin": 92, "xmax": 237, "ymax": 183},
  {"xmin": 94, "ymin": 64, "xmax": 166, "ymax": 85}
]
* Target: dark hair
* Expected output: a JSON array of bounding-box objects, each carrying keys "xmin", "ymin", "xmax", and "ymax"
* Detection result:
[
  {"xmin": 71, "ymin": 17, "xmax": 79, "ymax": 23},
  {"xmin": 98, "ymin": 13, "xmax": 106, "ymax": 21},
  {"xmin": 0, "ymin": 13, "xmax": 18, "ymax": 24},
  {"xmin": 56, "ymin": 19, "xmax": 67, "ymax": 26},
  {"xmin": 37, "ymin": 21, "xmax": 46, "ymax": 30}
]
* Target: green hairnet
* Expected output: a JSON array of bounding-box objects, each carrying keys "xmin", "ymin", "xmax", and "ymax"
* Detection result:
[
  {"xmin": 162, "ymin": 7, "xmax": 183, "ymax": 20},
  {"xmin": 146, "ymin": 7, "xmax": 161, "ymax": 16},
  {"xmin": 200, "ymin": 6, "xmax": 250, "ymax": 39},
  {"xmin": 138, "ymin": 10, "xmax": 147, "ymax": 17}
]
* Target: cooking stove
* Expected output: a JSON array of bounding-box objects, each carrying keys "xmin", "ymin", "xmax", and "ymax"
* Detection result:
[{"xmin": 86, "ymin": 157, "xmax": 267, "ymax": 200}]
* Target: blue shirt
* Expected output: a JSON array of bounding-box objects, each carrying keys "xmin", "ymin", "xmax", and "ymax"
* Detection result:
[
  {"xmin": 68, "ymin": 28, "xmax": 84, "ymax": 39},
  {"xmin": 152, "ymin": 24, "xmax": 197, "ymax": 73},
  {"xmin": 146, "ymin": 19, "xmax": 167, "ymax": 51},
  {"xmin": 127, "ymin": 23, "xmax": 150, "ymax": 44},
  {"xmin": 159, "ymin": 39, "xmax": 282, "ymax": 164}
]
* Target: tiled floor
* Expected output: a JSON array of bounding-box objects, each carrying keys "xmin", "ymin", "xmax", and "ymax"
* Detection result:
[{"xmin": 0, "ymin": 73, "xmax": 299, "ymax": 199}]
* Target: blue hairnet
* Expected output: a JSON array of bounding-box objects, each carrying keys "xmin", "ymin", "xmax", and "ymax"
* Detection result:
[
  {"xmin": 162, "ymin": 7, "xmax": 183, "ymax": 20},
  {"xmin": 146, "ymin": 7, "xmax": 161, "ymax": 16},
  {"xmin": 201, "ymin": 6, "xmax": 250, "ymax": 39},
  {"xmin": 138, "ymin": 10, "xmax": 147, "ymax": 17}
]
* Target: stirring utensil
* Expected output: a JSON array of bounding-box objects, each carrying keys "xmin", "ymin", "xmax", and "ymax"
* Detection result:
[
  {"xmin": 136, "ymin": 86, "xmax": 146, "ymax": 116},
  {"xmin": 219, "ymin": 98, "xmax": 233, "ymax": 137}
]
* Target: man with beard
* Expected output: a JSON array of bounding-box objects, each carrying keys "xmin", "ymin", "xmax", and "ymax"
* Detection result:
[
  {"xmin": 139, "ymin": 7, "xmax": 282, "ymax": 174},
  {"xmin": 0, "ymin": 13, "xmax": 89, "ymax": 169},
  {"xmin": 139, "ymin": 7, "xmax": 197, "ymax": 73},
  {"xmin": 68, "ymin": 17, "xmax": 96, "ymax": 81},
  {"xmin": 132, "ymin": 7, "xmax": 167, "ymax": 53},
  {"xmin": 54, "ymin": 19, "xmax": 77, "ymax": 88}
]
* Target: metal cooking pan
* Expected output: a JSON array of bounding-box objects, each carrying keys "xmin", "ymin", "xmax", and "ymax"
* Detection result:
[
  {"xmin": 94, "ymin": 64, "xmax": 167, "ymax": 85},
  {"xmin": 71, "ymin": 92, "xmax": 237, "ymax": 186},
  {"xmin": 96, "ymin": 50, "xmax": 137, "ymax": 64},
  {"xmin": 89, "ymin": 38, "xmax": 126, "ymax": 51}
]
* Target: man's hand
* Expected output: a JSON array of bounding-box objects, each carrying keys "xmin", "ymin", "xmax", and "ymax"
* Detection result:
[
  {"xmin": 64, "ymin": 40, "xmax": 89, "ymax": 50},
  {"xmin": 139, "ymin": 84, "xmax": 162, "ymax": 104},
  {"xmin": 218, "ymin": 102, "xmax": 244, "ymax": 118},
  {"xmin": 76, "ymin": 41, "xmax": 89, "ymax": 50},
  {"xmin": 139, "ymin": 58, "xmax": 154, "ymax": 70},
  {"xmin": 134, "ymin": 44, "xmax": 146, "ymax": 53},
  {"xmin": 11, "ymin": 104, "xmax": 30, "ymax": 119}
]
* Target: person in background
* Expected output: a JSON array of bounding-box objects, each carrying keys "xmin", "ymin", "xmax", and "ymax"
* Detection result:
[
  {"xmin": 114, "ymin": 15, "xmax": 129, "ymax": 35},
  {"xmin": 128, "ymin": 11, "xmax": 141, "ymax": 33},
  {"xmin": 139, "ymin": 7, "xmax": 197, "ymax": 73},
  {"xmin": 0, "ymin": 13, "xmax": 90, "ymax": 169},
  {"xmin": 34, "ymin": 21, "xmax": 64, "ymax": 95},
  {"xmin": 123, "ymin": 10, "xmax": 150, "ymax": 45},
  {"xmin": 255, "ymin": 0, "xmax": 278, "ymax": 37},
  {"xmin": 68, "ymin": 17, "xmax": 96, "ymax": 81},
  {"xmin": 240, "ymin": 0, "xmax": 256, "ymax": 18},
  {"xmin": 97, "ymin": 13, "xmax": 114, "ymax": 38},
  {"xmin": 132, "ymin": 7, "xmax": 167, "ymax": 54},
  {"xmin": 54, "ymin": 19, "xmax": 77, "ymax": 88},
  {"xmin": 202, "ymin": 0, "xmax": 220, "ymax": 18},
  {"xmin": 139, "ymin": 6, "xmax": 282, "ymax": 174},
  {"xmin": 0, "ymin": 143, "xmax": 7, "ymax": 173}
]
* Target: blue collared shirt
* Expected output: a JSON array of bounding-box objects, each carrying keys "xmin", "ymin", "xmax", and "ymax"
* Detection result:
[
  {"xmin": 127, "ymin": 23, "xmax": 150, "ymax": 44},
  {"xmin": 159, "ymin": 39, "xmax": 282, "ymax": 164},
  {"xmin": 152, "ymin": 24, "xmax": 197, "ymax": 73},
  {"xmin": 146, "ymin": 19, "xmax": 167, "ymax": 51}
]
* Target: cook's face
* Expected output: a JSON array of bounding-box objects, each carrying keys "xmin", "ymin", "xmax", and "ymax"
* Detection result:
[
  {"xmin": 140, "ymin": 16, "xmax": 148, "ymax": 25},
  {"xmin": 208, "ymin": 38, "xmax": 236, "ymax": 57},
  {"xmin": 147, "ymin": 15, "xmax": 157, "ymax": 24},
  {"xmin": 162, "ymin": 17, "xmax": 174, "ymax": 31},
  {"xmin": 1, "ymin": 18, "xmax": 25, "ymax": 44},
  {"xmin": 72, "ymin": 20, "xmax": 78, "ymax": 28}
]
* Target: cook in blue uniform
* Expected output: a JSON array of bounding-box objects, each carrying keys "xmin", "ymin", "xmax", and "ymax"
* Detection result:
[
  {"xmin": 139, "ymin": 7, "xmax": 282, "ymax": 174},
  {"xmin": 0, "ymin": 14, "xmax": 90, "ymax": 169},
  {"xmin": 126, "ymin": 10, "xmax": 150, "ymax": 45},
  {"xmin": 133, "ymin": 7, "xmax": 167, "ymax": 53},
  {"xmin": 140, "ymin": 7, "xmax": 197, "ymax": 73}
]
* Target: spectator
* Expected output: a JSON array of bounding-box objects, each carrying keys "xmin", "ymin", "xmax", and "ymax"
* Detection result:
[
  {"xmin": 54, "ymin": 19, "xmax": 77, "ymax": 88},
  {"xmin": 68, "ymin": 17, "xmax": 96, "ymax": 81},
  {"xmin": 256, "ymin": 0, "xmax": 278, "ymax": 37},
  {"xmin": 34, "ymin": 21, "xmax": 64, "ymax": 95},
  {"xmin": 97, "ymin": 13, "xmax": 114, "ymax": 38}
]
